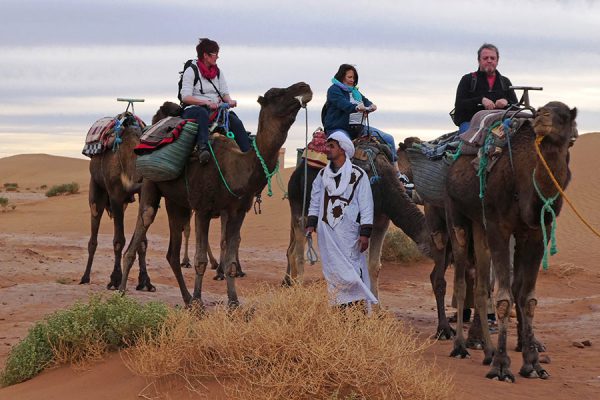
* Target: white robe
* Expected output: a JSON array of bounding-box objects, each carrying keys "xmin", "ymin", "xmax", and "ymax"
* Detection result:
[{"xmin": 308, "ymin": 163, "xmax": 377, "ymax": 305}]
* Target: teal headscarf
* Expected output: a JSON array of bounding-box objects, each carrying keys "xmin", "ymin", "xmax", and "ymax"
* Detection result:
[{"xmin": 332, "ymin": 78, "xmax": 363, "ymax": 103}]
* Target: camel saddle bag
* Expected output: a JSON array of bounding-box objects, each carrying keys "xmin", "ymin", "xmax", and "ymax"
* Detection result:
[{"xmin": 406, "ymin": 146, "xmax": 451, "ymax": 208}]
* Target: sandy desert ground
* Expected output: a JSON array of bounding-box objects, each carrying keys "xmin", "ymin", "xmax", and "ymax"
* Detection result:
[{"xmin": 1, "ymin": 134, "xmax": 600, "ymax": 399}]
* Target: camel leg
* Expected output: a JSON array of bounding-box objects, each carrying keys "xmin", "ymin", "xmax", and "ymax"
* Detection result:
[
  {"xmin": 367, "ymin": 214, "xmax": 390, "ymax": 305},
  {"xmin": 80, "ymin": 178, "xmax": 107, "ymax": 284},
  {"xmin": 192, "ymin": 212, "xmax": 210, "ymax": 303},
  {"xmin": 222, "ymin": 210, "xmax": 245, "ymax": 307},
  {"xmin": 208, "ymin": 241, "xmax": 219, "ymax": 270},
  {"xmin": 165, "ymin": 200, "xmax": 193, "ymax": 305},
  {"xmin": 214, "ymin": 213, "xmax": 228, "ymax": 280},
  {"xmin": 284, "ymin": 216, "xmax": 307, "ymax": 286},
  {"xmin": 107, "ymin": 201, "xmax": 126, "ymax": 290},
  {"xmin": 471, "ymin": 222, "xmax": 495, "ymax": 365},
  {"xmin": 426, "ymin": 205, "xmax": 454, "ymax": 340},
  {"xmin": 181, "ymin": 217, "xmax": 192, "ymax": 268},
  {"xmin": 485, "ymin": 222, "xmax": 515, "ymax": 382},
  {"xmin": 135, "ymin": 232, "xmax": 155, "ymax": 292},
  {"xmin": 120, "ymin": 181, "xmax": 160, "ymax": 293},
  {"xmin": 514, "ymin": 231, "xmax": 549, "ymax": 379},
  {"xmin": 446, "ymin": 204, "xmax": 470, "ymax": 359}
]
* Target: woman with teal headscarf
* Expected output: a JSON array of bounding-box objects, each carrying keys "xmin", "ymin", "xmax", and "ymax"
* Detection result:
[{"xmin": 322, "ymin": 64, "xmax": 397, "ymax": 162}]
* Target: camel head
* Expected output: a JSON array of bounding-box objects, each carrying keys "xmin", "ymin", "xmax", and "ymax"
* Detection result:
[
  {"xmin": 152, "ymin": 101, "xmax": 182, "ymax": 124},
  {"xmin": 533, "ymin": 101, "xmax": 578, "ymax": 148},
  {"xmin": 396, "ymin": 137, "xmax": 422, "ymax": 181},
  {"xmin": 257, "ymin": 82, "xmax": 313, "ymax": 119}
]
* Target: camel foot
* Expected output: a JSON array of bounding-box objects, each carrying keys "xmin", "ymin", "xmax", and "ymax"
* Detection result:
[
  {"xmin": 235, "ymin": 270, "xmax": 246, "ymax": 278},
  {"xmin": 136, "ymin": 280, "xmax": 156, "ymax": 292},
  {"xmin": 466, "ymin": 338, "xmax": 483, "ymax": 350},
  {"xmin": 213, "ymin": 273, "xmax": 225, "ymax": 281},
  {"xmin": 281, "ymin": 275, "xmax": 293, "ymax": 287},
  {"xmin": 107, "ymin": 272, "xmax": 122, "ymax": 290},
  {"xmin": 228, "ymin": 299, "xmax": 240, "ymax": 309},
  {"xmin": 516, "ymin": 338, "xmax": 546, "ymax": 353},
  {"xmin": 434, "ymin": 325, "xmax": 455, "ymax": 340},
  {"xmin": 79, "ymin": 276, "xmax": 90, "ymax": 285},
  {"xmin": 107, "ymin": 281, "xmax": 120, "ymax": 290},
  {"xmin": 486, "ymin": 366, "xmax": 515, "ymax": 383},
  {"xmin": 450, "ymin": 344, "xmax": 470, "ymax": 359},
  {"xmin": 482, "ymin": 348, "xmax": 495, "ymax": 366},
  {"xmin": 180, "ymin": 261, "xmax": 192, "ymax": 268},
  {"xmin": 519, "ymin": 364, "xmax": 550, "ymax": 380}
]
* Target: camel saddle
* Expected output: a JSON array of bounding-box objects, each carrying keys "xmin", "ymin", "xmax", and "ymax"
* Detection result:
[
  {"xmin": 82, "ymin": 112, "xmax": 145, "ymax": 157},
  {"xmin": 298, "ymin": 129, "xmax": 328, "ymax": 168},
  {"xmin": 353, "ymin": 135, "xmax": 393, "ymax": 164}
]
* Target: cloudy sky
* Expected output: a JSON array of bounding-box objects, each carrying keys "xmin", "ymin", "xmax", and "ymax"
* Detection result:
[{"xmin": 1, "ymin": 0, "xmax": 599, "ymax": 166}]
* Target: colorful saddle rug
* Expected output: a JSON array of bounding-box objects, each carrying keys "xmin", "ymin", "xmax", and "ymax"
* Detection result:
[
  {"xmin": 460, "ymin": 109, "xmax": 532, "ymax": 154},
  {"xmin": 82, "ymin": 113, "xmax": 145, "ymax": 157},
  {"xmin": 134, "ymin": 117, "xmax": 192, "ymax": 155},
  {"xmin": 301, "ymin": 129, "xmax": 328, "ymax": 168}
]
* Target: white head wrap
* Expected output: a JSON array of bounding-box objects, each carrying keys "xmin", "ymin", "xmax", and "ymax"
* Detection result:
[{"xmin": 328, "ymin": 130, "xmax": 355, "ymax": 159}]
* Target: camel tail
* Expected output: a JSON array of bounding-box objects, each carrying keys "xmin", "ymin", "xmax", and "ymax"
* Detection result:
[{"xmin": 120, "ymin": 172, "xmax": 142, "ymax": 195}]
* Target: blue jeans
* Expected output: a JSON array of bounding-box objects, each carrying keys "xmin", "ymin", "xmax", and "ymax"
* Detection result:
[
  {"xmin": 181, "ymin": 106, "xmax": 250, "ymax": 152},
  {"xmin": 458, "ymin": 121, "xmax": 470, "ymax": 134},
  {"xmin": 361, "ymin": 126, "xmax": 397, "ymax": 162}
]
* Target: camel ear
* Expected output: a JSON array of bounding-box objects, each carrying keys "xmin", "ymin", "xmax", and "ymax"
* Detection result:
[
  {"xmin": 398, "ymin": 142, "xmax": 407, "ymax": 151},
  {"xmin": 257, "ymin": 96, "xmax": 266, "ymax": 106},
  {"xmin": 570, "ymin": 107, "xmax": 577, "ymax": 121}
]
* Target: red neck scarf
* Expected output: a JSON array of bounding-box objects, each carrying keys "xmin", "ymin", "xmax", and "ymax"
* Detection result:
[{"xmin": 197, "ymin": 61, "xmax": 219, "ymax": 80}]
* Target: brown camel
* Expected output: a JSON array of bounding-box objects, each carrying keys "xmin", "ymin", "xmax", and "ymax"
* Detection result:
[
  {"xmin": 119, "ymin": 82, "xmax": 313, "ymax": 306},
  {"xmin": 445, "ymin": 102, "xmax": 577, "ymax": 381},
  {"xmin": 80, "ymin": 103, "xmax": 195, "ymax": 290},
  {"xmin": 284, "ymin": 139, "xmax": 431, "ymax": 303},
  {"xmin": 79, "ymin": 113, "xmax": 155, "ymax": 291}
]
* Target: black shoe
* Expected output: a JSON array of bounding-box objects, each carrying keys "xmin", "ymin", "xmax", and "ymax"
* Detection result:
[{"xmin": 197, "ymin": 146, "xmax": 210, "ymax": 164}]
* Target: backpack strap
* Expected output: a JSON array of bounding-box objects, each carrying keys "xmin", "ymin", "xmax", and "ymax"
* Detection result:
[
  {"xmin": 469, "ymin": 72, "xmax": 478, "ymax": 92},
  {"xmin": 189, "ymin": 63, "xmax": 203, "ymax": 94},
  {"xmin": 207, "ymin": 78, "xmax": 226, "ymax": 103}
]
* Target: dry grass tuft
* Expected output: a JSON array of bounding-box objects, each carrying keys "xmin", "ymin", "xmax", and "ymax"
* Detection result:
[
  {"xmin": 382, "ymin": 226, "xmax": 426, "ymax": 263},
  {"xmin": 125, "ymin": 284, "xmax": 453, "ymax": 399}
]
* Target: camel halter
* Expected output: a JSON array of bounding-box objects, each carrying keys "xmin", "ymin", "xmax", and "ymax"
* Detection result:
[{"xmin": 534, "ymin": 134, "xmax": 600, "ymax": 238}]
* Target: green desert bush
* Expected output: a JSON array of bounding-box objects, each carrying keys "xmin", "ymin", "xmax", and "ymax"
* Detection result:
[
  {"xmin": 381, "ymin": 226, "xmax": 426, "ymax": 263},
  {"xmin": 0, "ymin": 197, "xmax": 8, "ymax": 207},
  {"xmin": 3, "ymin": 183, "xmax": 18, "ymax": 192},
  {"xmin": 45, "ymin": 182, "xmax": 80, "ymax": 197},
  {"xmin": 125, "ymin": 284, "xmax": 453, "ymax": 400},
  {"xmin": 0, "ymin": 294, "xmax": 169, "ymax": 387}
]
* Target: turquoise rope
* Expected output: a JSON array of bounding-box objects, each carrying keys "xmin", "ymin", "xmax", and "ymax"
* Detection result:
[
  {"xmin": 207, "ymin": 140, "xmax": 241, "ymax": 199},
  {"xmin": 532, "ymin": 169, "xmax": 559, "ymax": 270},
  {"xmin": 251, "ymin": 138, "xmax": 279, "ymax": 197}
]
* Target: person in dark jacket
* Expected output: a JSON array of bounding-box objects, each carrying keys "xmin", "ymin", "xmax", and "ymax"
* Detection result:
[
  {"xmin": 454, "ymin": 43, "xmax": 518, "ymax": 133},
  {"xmin": 322, "ymin": 64, "xmax": 397, "ymax": 162}
]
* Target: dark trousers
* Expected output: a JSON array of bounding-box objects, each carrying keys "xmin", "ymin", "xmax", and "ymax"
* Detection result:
[{"xmin": 181, "ymin": 106, "xmax": 250, "ymax": 152}]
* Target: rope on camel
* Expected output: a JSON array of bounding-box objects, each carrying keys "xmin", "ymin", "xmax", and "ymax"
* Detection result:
[
  {"xmin": 534, "ymin": 135, "xmax": 600, "ymax": 238},
  {"xmin": 532, "ymin": 169, "xmax": 559, "ymax": 270}
]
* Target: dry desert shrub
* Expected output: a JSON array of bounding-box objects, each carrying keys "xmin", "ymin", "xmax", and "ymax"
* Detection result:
[
  {"xmin": 381, "ymin": 226, "xmax": 426, "ymax": 263},
  {"xmin": 125, "ymin": 284, "xmax": 453, "ymax": 400}
]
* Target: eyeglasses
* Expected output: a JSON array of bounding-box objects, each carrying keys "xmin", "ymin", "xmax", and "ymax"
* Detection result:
[{"xmin": 208, "ymin": 52, "xmax": 219, "ymax": 57}]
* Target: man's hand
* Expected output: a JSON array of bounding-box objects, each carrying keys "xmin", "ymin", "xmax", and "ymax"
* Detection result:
[
  {"xmin": 495, "ymin": 98, "xmax": 508, "ymax": 109},
  {"xmin": 482, "ymin": 97, "xmax": 495, "ymax": 110},
  {"xmin": 207, "ymin": 101, "xmax": 219, "ymax": 110},
  {"xmin": 359, "ymin": 236, "xmax": 369, "ymax": 253}
]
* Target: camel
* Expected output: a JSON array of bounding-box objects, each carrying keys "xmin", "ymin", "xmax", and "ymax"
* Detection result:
[
  {"xmin": 79, "ymin": 114, "xmax": 155, "ymax": 291},
  {"xmin": 119, "ymin": 82, "xmax": 313, "ymax": 306},
  {"xmin": 284, "ymin": 138, "xmax": 432, "ymax": 303},
  {"xmin": 445, "ymin": 102, "xmax": 578, "ymax": 381}
]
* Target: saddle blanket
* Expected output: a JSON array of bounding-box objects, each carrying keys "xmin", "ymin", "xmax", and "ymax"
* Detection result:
[
  {"xmin": 460, "ymin": 109, "xmax": 532, "ymax": 148},
  {"xmin": 82, "ymin": 113, "xmax": 145, "ymax": 157},
  {"xmin": 302, "ymin": 129, "xmax": 328, "ymax": 168},
  {"xmin": 134, "ymin": 117, "xmax": 192, "ymax": 155}
]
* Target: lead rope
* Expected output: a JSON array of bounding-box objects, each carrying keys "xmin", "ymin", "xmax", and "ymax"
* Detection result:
[
  {"xmin": 534, "ymin": 135, "xmax": 600, "ymax": 238},
  {"xmin": 298, "ymin": 106, "xmax": 318, "ymax": 265},
  {"xmin": 532, "ymin": 168, "xmax": 559, "ymax": 270}
]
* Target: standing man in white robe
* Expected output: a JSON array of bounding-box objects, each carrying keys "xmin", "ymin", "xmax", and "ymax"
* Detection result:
[{"xmin": 305, "ymin": 130, "xmax": 377, "ymax": 307}]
